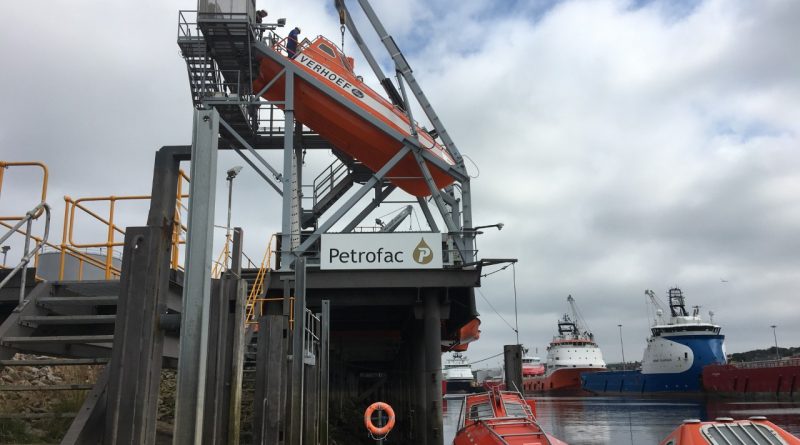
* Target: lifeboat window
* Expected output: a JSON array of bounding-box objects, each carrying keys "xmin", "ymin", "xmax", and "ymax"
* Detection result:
[
  {"xmin": 468, "ymin": 403, "xmax": 495, "ymax": 420},
  {"xmin": 504, "ymin": 402, "xmax": 528, "ymax": 418},
  {"xmin": 318, "ymin": 43, "xmax": 336, "ymax": 58}
]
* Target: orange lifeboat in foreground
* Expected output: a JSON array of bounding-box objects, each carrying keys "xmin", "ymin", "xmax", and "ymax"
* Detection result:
[
  {"xmin": 454, "ymin": 389, "xmax": 567, "ymax": 445},
  {"xmin": 253, "ymin": 36, "xmax": 456, "ymax": 197},
  {"xmin": 659, "ymin": 417, "xmax": 800, "ymax": 445}
]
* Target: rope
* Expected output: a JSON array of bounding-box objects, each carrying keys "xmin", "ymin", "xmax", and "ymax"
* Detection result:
[
  {"xmin": 467, "ymin": 351, "xmax": 504, "ymax": 366},
  {"xmin": 477, "ymin": 288, "xmax": 517, "ymax": 334}
]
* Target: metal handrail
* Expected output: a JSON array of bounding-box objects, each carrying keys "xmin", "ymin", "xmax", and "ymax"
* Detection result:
[
  {"xmin": 304, "ymin": 309, "xmax": 321, "ymax": 360},
  {"xmin": 312, "ymin": 159, "xmax": 350, "ymax": 208},
  {"xmin": 726, "ymin": 358, "xmax": 800, "ymax": 369},
  {"xmin": 0, "ymin": 161, "xmax": 49, "ymax": 220},
  {"xmin": 245, "ymin": 234, "xmax": 277, "ymax": 324},
  {"xmin": 0, "ymin": 202, "xmax": 51, "ymax": 306}
]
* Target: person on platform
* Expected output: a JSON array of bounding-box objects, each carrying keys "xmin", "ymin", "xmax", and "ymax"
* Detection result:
[
  {"xmin": 255, "ymin": 10, "xmax": 268, "ymax": 39},
  {"xmin": 287, "ymin": 27, "xmax": 301, "ymax": 58}
]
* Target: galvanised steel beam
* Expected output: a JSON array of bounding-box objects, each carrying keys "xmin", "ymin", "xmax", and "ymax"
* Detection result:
[
  {"xmin": 338, "ymin": 2, "xmax": 404, "ymax": 107},
  {"xmin": 218, "ymin": 116, "xmax": 284, "ymax": 192},
  {"xmin": 287, "ymin": 257, "xmax": 307, "ymax": 445},
  {"xmin": 352, "ymin": 0, "xmax": 476, "ymax": 259},
  {"xmin": 280, "ymin": 71, "xmax": 297, "ymax": 270},
  {"xmin": 341, "ymin": 184, "xmax": 396, "ymax": 233},
  {"xmin": 355, "ymin": 0, "xmax": 465, "ymax": 166},
  {"xmin": 416, "ymin": 197, "xmax": 439, "ymax": 233},
  {"xmin": 406, "ymin": 142, "xmax": 467, "ymax": 258},
  {"xmin": 423, "ymin": 289, "xmax": 444, "ymax": 444},
  {"xmin": 319, "ymin": 300, "xmax": 330, "ymax": 445},
  {"xmin": 173, "ymin": 108, "xmax": 220, "ymax": 445},
  {"xmin": 231, "ymin": 146, "xmax": 283, "ymax": 195},
  {"xmin": 293, "ymin": 146, "xmax": 411, "ymax": 257}
]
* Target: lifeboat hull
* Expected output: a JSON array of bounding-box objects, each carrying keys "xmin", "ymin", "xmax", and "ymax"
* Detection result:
[
  {"xmin": 659, "ymin": 418, "xmax": 800, "ymax": 445},
  {"xmin": 254, "ymin": 39, "xmax": 456, "ymax": 197},
  {"xmin": 454, "ymin": 390, "xmax": 568, "ymax": 445}
]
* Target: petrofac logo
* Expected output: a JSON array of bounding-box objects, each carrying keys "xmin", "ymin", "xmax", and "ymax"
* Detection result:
[
  {"xmin": 413, "ymin": 238, "xmax": 433, "ymax": 265},
  {"xmin": 321, "ymin": 233, "xmax": 442, "ymax": 270}
]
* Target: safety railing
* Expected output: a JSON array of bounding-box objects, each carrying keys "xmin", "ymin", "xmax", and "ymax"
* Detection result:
[
  {"xmin": 0, "ymin": 202, "xmax": 51, "ymax": 305},
  {"xmin": 244, "ymin": 234, "xmax": 288, "ymax": 325},
  {"xmin": 1, "ymin": 161, "xmax": 191, "ymax": 281},
  {"xmin": 303, "ymin": 309, "xmax": 321, "ymax": 363},
  {"xmin": 64, "ymin": 170, "xmax": 190, "ymax": 280},
  {"xmin": 0, "ymin": 161, "xmax": 49, "ymax": 219},
  {"xmin": 727, "ymin": 358, "xmax": 800, "ymax": 369},
  {"xmin": 312, "ymin": 159, "xmax": 350, "ymax": 210}
]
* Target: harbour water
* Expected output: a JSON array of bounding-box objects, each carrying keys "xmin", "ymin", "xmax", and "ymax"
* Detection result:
[{"xmin": 443, "ymin": 395, "xmax": 800, "ymax": 444}]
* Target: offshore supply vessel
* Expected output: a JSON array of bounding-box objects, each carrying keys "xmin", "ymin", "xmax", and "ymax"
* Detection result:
[
  {"xmin": 582, "ymin": 288, "xmax": 726, "ymax": 394},
  {"xmin": 442, "ymin": 352, "xmax": 475, "ymax": 394},
  {"xmin": 524, "ymin": 295, "xmax": 606, "ymax": 392}
]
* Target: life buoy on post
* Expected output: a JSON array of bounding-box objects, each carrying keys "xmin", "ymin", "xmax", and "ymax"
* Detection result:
[{"xmin": 364, "ymin": 401, "xmax": 395, "ymax": 437}]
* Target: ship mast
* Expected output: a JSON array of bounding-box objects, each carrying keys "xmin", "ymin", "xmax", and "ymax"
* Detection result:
[{"xmin": 668, "ymin": 287, "xmax": 689, "ymax": 317}]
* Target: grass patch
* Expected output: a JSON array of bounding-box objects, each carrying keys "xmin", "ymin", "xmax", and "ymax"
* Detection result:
[{"xmin": 0, "ymin": 418, "xmax": 36, "ymax": 443}]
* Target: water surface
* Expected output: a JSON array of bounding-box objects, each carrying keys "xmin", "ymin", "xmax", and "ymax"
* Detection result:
[{"xmin": 443, "ymin": 395, "xmax": 800, "ymax": 444}]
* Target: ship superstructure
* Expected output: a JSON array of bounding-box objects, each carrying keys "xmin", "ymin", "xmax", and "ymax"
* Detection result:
[
  {"xmin": 442, "ymin": 352, "xmax": 475, "ymax": 394},
  {"xmin": 582, "ymin": 287, "xmax": 726, "ymax": 393},
  {"xmin": 525, "ymin": 295, "xmax": 606, "ymax": 392}
]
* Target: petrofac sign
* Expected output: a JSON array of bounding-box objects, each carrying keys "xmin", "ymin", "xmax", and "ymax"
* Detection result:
[{"xmin": 320, "ymin": 233, "xmax": 443, "ymax": 270}]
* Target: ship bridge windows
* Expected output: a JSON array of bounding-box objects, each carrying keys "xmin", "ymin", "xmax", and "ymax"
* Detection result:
[{"xmin": 652, "ymin": 325, "xmax": 720, "ymax": 336}]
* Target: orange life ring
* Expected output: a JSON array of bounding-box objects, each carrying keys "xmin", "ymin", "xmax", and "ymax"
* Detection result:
[{"xmin": 364, "ymin": 401, "xmax": 395, "ymax": 436}]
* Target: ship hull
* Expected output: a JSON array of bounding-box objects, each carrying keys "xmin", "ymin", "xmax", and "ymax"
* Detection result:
[
  {"xmin": 524, "ymin": 367, "xmax": 605, "ymax": 393},
  {"xmin": 583, "ymin": 334, "xmax": 726, "ymax": 394},
  {"xmin": 443, "ymin": 379, "xmax": 475, "ymax": 394},
  {"xmin": 703, "ymin": 360, "xmax": 800, "ymax": 397}
]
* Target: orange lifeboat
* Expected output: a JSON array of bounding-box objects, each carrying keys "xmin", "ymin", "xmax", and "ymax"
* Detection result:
[
  {"xmin": 659, "ymin": 417, "xmax": 800, "ymax": 445},
  {"xmin": 443, "ymin": 318, "xmax": 481, "ymax": 352},
  {"xmin": 453, "ymin": 388, "xmax": 567, "ymax": 445},
  {"xmin": 253, "ymin": 35, "xmax": 456, "ymax": 197}
]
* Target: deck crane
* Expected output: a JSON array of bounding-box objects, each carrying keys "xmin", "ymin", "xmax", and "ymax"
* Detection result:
[
  {"xmin": 644, "ymin": 289, "xmax": 667, "ymax": 325},
  {"xmin": 566, "ymin": 295, "xmax": 594, "ymax": 340}
]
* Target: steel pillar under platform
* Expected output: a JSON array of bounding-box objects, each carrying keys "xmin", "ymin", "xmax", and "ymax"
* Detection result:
[{"xmin": 253, "ymin": 267, "xmax": 480, "ymax": 444}]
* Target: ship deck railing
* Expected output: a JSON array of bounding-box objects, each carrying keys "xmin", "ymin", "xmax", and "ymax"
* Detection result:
[{"xmin": 726, "ymin": 357, "xmax": 800, "ymax": 369}]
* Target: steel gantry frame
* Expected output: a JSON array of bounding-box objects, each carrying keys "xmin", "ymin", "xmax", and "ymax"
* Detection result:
[{"xmin": 173, "ymin": 1, "xmax": 479, "ymax": 444}]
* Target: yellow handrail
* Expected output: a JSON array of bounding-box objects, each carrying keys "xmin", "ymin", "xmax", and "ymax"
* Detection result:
[
  {"xmin": 0, "ymin": 161, "xmax": 48, "ymax": 221},
  {"xmin": 245, "ymin": 234, "xmax": 279, "ymax": 325}
]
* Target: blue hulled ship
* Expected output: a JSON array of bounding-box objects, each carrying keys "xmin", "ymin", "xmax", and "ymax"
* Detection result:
[{"xmin": 582, "ymin": 288, "xmax": 725, "ymax": 393}]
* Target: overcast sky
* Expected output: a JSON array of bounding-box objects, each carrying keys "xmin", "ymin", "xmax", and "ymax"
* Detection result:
[{"xmin": 1, "ymin": 0, "xmax": 798, "ymax": 368}]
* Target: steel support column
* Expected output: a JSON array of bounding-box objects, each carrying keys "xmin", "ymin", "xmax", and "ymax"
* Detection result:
[
  {"xmin": 319, "ymin": 300, "xmax": 331, "ymax": 445},
  {"xmin": 280, "ymin": 72, "xmax": 296, "ymax": 270},
  {"xmin": 287, "ymin": 256, "xmax": 307, "ymax": 445},
  {"xmin": 412, "ymin": 319, "xmax": 428, "ymax": 445},
  {"xmin": 423, "ymin": 290, "xmax": 443, "ymax": 445},
  {"xmin": 173, "ymin": 108, "xmax": 219, "ymax": 445}
]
